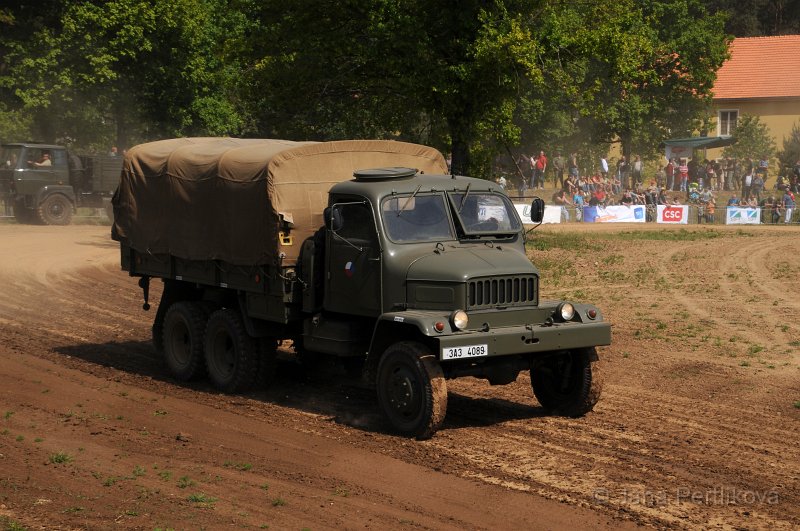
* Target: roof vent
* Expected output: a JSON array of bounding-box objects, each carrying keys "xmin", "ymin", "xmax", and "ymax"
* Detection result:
[{"xmin": 353, "ymin": 167, "xmax": 417, "ymax": 181}]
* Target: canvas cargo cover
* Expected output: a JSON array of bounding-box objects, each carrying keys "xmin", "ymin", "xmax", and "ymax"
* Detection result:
[{"xmin": 111, "ymin": 138, "xmax": 448, "ymax": 265}]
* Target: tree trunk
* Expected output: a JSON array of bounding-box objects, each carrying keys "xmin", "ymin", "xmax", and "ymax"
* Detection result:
[{"xmin": 448, "ymin": 114, "xmax": 472, "ymax": 176}]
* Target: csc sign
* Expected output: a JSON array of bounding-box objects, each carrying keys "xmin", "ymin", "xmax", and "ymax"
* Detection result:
[{"xmin": 657, "ymin": 205, "xmax": 688, "ymax": 224}]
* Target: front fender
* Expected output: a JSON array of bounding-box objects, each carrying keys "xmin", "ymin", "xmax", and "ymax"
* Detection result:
[{"xmin": 36, "ymin": 185, "xmax": 76, "ymax": 207}]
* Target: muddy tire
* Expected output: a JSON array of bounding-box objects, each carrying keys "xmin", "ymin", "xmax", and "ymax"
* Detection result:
[
  {"xmin": 531, "ymin": 348, "xmax": 601, "ymax": 417},
  {"xmin": 162, "ymin": 302, "xmax": 208, "ymax": 381},
  {"xmin": 204, "ymin": 308, "xmax": 259, "ymax": 393},
  {"xmin": 377, "ymin": 341, "xmax": 447, "ymax": 440},
  {"xmin": 37, "ymin": 194, "xmax": 73, "ymax": 225}
]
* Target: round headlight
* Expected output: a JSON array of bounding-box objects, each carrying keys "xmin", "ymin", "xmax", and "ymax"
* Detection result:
[
  {"xmin": 558, "ymin": 302, "xmax": 575, "ymax": 321},
  {"xmin": 451, "ymin": 310, "xmax": 469, "ymax": 330}
]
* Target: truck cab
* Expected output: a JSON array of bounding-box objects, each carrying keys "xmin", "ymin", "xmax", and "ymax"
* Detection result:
[{"xmin": 300, "ymin": 168, "xmax": 611, "ymax": 437}]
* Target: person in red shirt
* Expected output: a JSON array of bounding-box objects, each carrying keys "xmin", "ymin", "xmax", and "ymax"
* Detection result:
[
  {"xmin": 533, "ymin": 150, "xmax": 547, "ymax": 190},
  {"xmin": 590, "ymin": 187, "xmax": 607, "ymax": 206}
]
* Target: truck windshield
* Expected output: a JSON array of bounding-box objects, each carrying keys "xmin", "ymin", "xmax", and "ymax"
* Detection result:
[
  {"xmin": 447, "ymin": 192, "xmax": 521, "ymax": 235},
  {"xmin": 1, "ymin": 146, "xmax": 23, "ymax": 170},
  {"xmin": 381, "ymin": 194, "xmax": 455, "ymax": 242}
]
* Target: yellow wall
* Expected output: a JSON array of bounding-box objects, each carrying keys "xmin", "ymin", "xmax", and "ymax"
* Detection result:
[{"xmin": 707, "ymin": 98, "xmax": 800, "ymax": 162}]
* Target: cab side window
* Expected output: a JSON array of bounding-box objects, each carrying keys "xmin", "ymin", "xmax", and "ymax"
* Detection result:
[
  {"xmin": 336, "ymin": 201, "xmax": 375, "ymax": 244},
  {"xmin": 51, "ymin": 150, "xmax": 68, "ymax": 169}
]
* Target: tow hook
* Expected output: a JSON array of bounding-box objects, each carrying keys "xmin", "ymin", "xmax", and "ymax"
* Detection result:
[{"xmin": 138, "ymin": 276, "xmax": 151, "ymax": 311}]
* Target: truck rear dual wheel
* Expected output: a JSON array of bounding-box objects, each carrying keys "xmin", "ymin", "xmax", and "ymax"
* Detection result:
[
  {"xmin": 531, "ymin": 347, "xmax": 601, "ymax": 417},
  {"xmin": 162, "ymin": 302, "xmax": 208, "ymax": 381},
  {"xmin": 37, "ymin": 194, "xmax": 73, "ymax": 225},
  {"xmin": 204, "ymin": 308, "xmax": 260, "ymax": 393},
  {"xmin": 377, "ymin": 342, "xmax": 447, "ymax": 440}
]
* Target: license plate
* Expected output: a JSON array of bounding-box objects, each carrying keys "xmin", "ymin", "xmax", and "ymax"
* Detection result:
[{"xmin": 442, "ymin": 344, "xmax": 488, "ymax": 360}]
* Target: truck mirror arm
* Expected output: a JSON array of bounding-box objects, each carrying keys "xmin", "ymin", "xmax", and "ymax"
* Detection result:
[{"xmin": 331, "ymin": 231, "xmax": 364, "ymax": 253}]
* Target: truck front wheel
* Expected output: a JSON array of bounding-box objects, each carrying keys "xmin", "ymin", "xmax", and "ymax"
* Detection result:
[
  {"xmin": 162, "ymin": 302, "xmax": 208, "ymax": 381},
  {"xmin": 531, "ymin": 348, "xmax": 601, "ymax": 417},
  {"xmin": 376, "ymin": 342, "xmax": 447, "ymax": 440},
  {"xmin": 204, "ymin": 308, "xmax": 259, "ymax": 393},
  {"xmin": 37, "ymin": 194, "xmax": 73, "ymax": 225}
]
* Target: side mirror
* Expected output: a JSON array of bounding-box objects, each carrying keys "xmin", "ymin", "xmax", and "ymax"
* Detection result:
[
  {"xmin": 323, "ymin": 206, "xmax": 343, "ymax": 232},
  {"xmin": 529, "ymin": 197, "xmax": 545, "ymax": 223}
]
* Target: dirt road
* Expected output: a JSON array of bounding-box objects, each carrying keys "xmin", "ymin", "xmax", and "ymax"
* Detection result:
[{"xmin": 0, "ymin": 223, "xmax": 797, "ymax": 530}]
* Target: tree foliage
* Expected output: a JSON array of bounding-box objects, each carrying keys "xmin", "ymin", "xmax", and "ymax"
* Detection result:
[
  {"xmin": 0, "ymin": 0, "xmax": 731, "ymax": 175},
  {"xmin": 722, "ymin": 114, "xmax": 776, "ymax": 165},
  {"xmin": 2, "ymin": 0, "xmax": 250, "ymax": 149},
  {"xmin": 777, "ymin": 121, "xmax": 800, "ymax": 174},
  {"xmin": 705, "ymin": 0, "xmax": 800, "ymax": 37}
]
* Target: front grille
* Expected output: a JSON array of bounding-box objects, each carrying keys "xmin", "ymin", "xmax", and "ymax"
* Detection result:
[{"xmin": 467, "ymin": 275, "xmax": 538, "ymax": 309}]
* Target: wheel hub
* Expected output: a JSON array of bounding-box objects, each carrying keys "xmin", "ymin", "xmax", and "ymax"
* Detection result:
[{"xmin": 387, "ymin": 368, "xmax": 418, "ymax": 417}]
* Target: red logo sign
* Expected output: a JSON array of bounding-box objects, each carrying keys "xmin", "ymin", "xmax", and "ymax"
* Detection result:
[{"xmin": 662, "ymin": 207, "xmax": 684, "ymax": 222}]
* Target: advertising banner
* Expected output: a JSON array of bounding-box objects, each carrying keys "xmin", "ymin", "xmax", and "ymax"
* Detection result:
[
  {"xmin": 725, "ymin": 207, "xmax": 761, "ymax": 225},
  {"xmin": 515, "ymin": 204, "xmax": 562, "ymax": 224},
  {"xmin": 657, "ymin": 204, "xmax": 689, "ymax": 224},
  {"xmin": 582, "ymin": 205, "xmax": 646, "ymax": 223}
]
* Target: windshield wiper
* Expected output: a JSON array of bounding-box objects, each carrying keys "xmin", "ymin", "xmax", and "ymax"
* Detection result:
[
  {"xmin": 397, "ymin": 185, "xmax": 422, "ymax": 216},
  {"xmin": 458, "ymin": 183, "xmax": 472, "ymax": 213}
]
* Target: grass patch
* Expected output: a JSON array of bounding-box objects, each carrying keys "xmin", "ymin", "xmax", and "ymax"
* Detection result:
[
  {"xmin": 3, "ymin": 411, "xmax": 13, "ymax": 420},
  {"xmin": 223, "ymin": 461, "xmax": 252, "ymax": 471},
  {"xmin": 177, "ymin": 476, "xmax": 195, "ymax": 489},
  {"xmin": 793, "ymin": 401, "xmax": 800, "ymax": 409},
  {"xmin": 187, "ymin": 493, "xmax": 217, "ymax": 506},
  {"xmin": 748, "ymin": 344, "xmax": 764, "ymax": 356},
  {"xmin": 49, "ymin": 451, "xmax": 73, "ymax": 464},
  {"xmin": 0, "ymin": 516, "xmax": 26, "ymax": 531},
  {"xmin": 158, "ymin": 470, "xmax": 173, "ymax": 481},
  {"xmin": 271, "ymin": 497, "xmax": 286, "ymax": 507},
  {"xmin": 604, "ymin": 228, "xmax": 722, "ymax": 242},
  {"xmin": 527, "ymin": 231, "xmax": 601, "ymax": 252}
]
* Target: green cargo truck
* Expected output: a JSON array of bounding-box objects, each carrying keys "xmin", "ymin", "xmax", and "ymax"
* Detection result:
[
  {"xmin": 113, "ymin": 138, "xmax": 611, "ymax": 439},
  {"xmin": 0, "ymin": 142, "xmax": 122, "ymax": 224}
]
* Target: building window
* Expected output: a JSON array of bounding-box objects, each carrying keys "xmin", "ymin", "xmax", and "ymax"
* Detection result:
[{"xmin": 718, "ymin": 110, "xmax": 738, "ymax": 136}]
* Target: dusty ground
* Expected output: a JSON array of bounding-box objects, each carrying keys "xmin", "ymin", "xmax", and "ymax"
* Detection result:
[{"xmin": 0, "ymin": 223, "xmax": 797, "ymax": 530}]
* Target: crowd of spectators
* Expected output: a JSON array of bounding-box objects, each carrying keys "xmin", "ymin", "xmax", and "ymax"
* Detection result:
[{"xmin": 505, "ymin": 150, "xmax": 800, "ymax": 223}]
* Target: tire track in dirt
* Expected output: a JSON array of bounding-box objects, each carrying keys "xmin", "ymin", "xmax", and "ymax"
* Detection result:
[{"xmin": 430, "ymin": 379, "xmax": 799, "ymax": 530}]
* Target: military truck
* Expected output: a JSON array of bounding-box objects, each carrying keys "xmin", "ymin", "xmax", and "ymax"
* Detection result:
[
  {"xmin": 112, "ymin": 137, "xmax": 611, "ymax": 439},
  {"xmin": 0, "ymin": 142, "xmax": 122, "ymax": 225}
]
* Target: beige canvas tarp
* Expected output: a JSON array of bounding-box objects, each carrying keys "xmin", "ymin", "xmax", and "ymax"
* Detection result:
[{"xmin": 111, "ymin": 138, "xmax": 448, "ymax": 265}]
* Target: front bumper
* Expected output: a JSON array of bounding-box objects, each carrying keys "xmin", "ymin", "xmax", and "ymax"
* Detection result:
[{"xmin": 436, "ymin": 320, "xmax": 612, "ymax": 361}]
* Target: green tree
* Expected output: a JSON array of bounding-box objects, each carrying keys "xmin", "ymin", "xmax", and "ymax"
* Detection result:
[
  {"xmin": 722, "ymin": 114, "xmax": 776, "ymax": 171},
  {"xmin": 777, "ymin": 121, "xmax": 800, "ymax": 175},
  {"xmin": 239, "ymin": 0, "xmax": 546, "ymax": 176},
  {"xmin": 705, "ymin": 0, "xmax": 800, "ymax": 36},
  {"xmin": 532, "ymin": 0, "xmax": 729, "ymax": 162},
  {"xmin": 3, "ymin": 0, "xmax": 250, "ymax": 150}
]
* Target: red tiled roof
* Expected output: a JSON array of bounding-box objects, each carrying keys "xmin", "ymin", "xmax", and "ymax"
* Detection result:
[{"xmin": 713, "ymin": 35, "xmax": 800, "ymax": 100}]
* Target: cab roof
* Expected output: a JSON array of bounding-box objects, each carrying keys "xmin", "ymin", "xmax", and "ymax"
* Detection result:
[{"xmin": 330, "ymin": 168, "xmax": 504, "ymax": 202}]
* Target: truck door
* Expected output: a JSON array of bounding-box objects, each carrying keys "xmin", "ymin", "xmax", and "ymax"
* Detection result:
[{"xmin": 324, "ymin": 197, "xmax": 381, "ymax": 317}]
